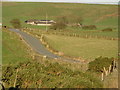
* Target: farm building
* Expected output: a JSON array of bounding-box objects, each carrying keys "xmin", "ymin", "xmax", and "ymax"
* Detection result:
[{"xmin": 25, "ymin": 19, "xmax": 56, "ymax": 26}]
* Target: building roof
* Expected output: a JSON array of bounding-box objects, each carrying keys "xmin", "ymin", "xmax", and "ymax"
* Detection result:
[{"xmin": 25, "ymin": 19, "xmax": 53, "ymax": 22}]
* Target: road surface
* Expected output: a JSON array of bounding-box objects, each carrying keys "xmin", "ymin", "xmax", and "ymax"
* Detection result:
[{"xmin": 9, "ymin": 29, "xmax": 80, "ymax": 63}]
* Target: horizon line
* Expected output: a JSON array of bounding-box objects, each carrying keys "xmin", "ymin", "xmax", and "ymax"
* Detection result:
[{"xmin": 2, "ymin": 1, "xmax": 120, "ymax": 5}]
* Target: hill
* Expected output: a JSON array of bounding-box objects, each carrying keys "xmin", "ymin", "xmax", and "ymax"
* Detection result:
[
  {"xmin": 2, "ymin": 2, "xmax": 118, "ymax": 88},
  {"xmin": 2, "ymin": 2, "xmax": 118, "ymax": 29}
]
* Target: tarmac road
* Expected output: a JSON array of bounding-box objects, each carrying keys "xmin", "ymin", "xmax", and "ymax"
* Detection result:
[{"xmin": 9, "ymin": 29, "xmax": 80, "ymax": 63}]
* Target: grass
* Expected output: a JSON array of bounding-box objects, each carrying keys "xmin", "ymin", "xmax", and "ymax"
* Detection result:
[
  {"xmin": 2, "ymin": 28, "xmax": 103, "ymax": 88},
  {"xmin": 2, "ymin": 2, "xmax": 118, "ymax": 88},
  {"xmin": 103, "ymin": 69, "xmax": 118, "ymax": 88},
  {"xmin": 43, "ymin": 34, "xmax": 118, "ymax": 61},
  {"xmin": 2, "ymin": 2, "xmax": 118, "ymax": 30},
  {"xmin": 2, "ymin": 29, "xmax": 32, "ymax": 64},
  {"xmin": 2, "ymin": 29, "xmax": 103, "ymax": 88}
]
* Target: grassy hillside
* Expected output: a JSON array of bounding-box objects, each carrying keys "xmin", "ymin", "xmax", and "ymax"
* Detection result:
[
  {"xmin": 2, "ymin": 2, "xmax": 118, "ymax": 29},
  {"xmin": 2, "ymin": 29, "xmax": 32, "ymax": 64}
]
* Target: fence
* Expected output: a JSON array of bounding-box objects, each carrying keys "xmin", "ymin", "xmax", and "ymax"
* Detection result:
[{"xmin": 101, "ymin": 59, "xmax": 117, "ymax": 81}]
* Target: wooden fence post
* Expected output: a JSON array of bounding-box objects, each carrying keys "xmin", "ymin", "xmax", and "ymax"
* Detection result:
[
  {"xmin": 43, "ymin": 55, "xmax": 47, "ymax": 60},
  {"xmin": 13, "ymin": 69, "xmax": 19, "ymax": 87},
  {"xmin": 32, "ymin": 55, "xmax": 35, "ymax": 60},
  {"xmin": 101, "ymin": 72, "xmax": 104, "ymax": 81},
  {"xmin": 108, "ymin": 65, "xmax": 112, "ymax": 74},
  {"xmin": 103, "ymin": 67, "xmax": 108, "ymax": 76},
  {"xmin": 46, "ymin": 44, "xmax": 49, "ymax": 48}
]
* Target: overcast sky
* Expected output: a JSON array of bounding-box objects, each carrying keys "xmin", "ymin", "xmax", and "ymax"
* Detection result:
[{"xmin": 2, "ymin": 0, "xmax": 120, "ymax": 4}]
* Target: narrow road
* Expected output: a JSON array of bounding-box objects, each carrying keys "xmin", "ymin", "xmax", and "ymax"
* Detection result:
[{"xmin": 9, "ymin": 29, "xmax": 80, "ymax": 63}]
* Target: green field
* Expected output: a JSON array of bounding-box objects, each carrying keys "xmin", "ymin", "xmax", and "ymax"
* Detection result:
[
  {"xmin": 44, "ymin": 34, "xmax": 118, "ymax": 61},
  {"xmin": 2, "ymin": 2, "xmax": 118, "ymax": 88},
  {"xmin": 21, "ymin": 27, "xmax": 118, "ymax": 61},
  {"xmin": 3, "ymin": 2, "xmax": 118, "ymax": 30},
  {"xmin": 2, "ymin": 29, "xmax": 32, "ymax": 64}
]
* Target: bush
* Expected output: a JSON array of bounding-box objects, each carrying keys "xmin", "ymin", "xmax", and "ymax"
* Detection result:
[
  {"xmin": 51, "ymin": 22, "xmax": 67, "ymax": 30},
  {"xmin": 88, "ymin": 57, "xmax": 114, "ymax": 72},
  {"xmin": 102, "ymin": 28, "xmax": 112, "ymax": 32},
  {"xmin": 51, "ymin": 16, "xmax": 68, "ymax": 30},
  {"xmin": 2, "ymin": 60, "xmax": 103, "ymax": 88},
  {"xmin": 10, "ymin": 19, "xmax": 21, "ymax": 29},
  {"xmin": 82, "ymin": 25, "xmax": 97, "ymax": 30}
]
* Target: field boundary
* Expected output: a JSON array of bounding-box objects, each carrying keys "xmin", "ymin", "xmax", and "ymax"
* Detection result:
[
  {"xmin": 46, "ymin": 32, "xmax": 119, "ymax": 41},
  {"xmin": 23, "ymin": 28, "xmax": 118, "ymax": 41}
]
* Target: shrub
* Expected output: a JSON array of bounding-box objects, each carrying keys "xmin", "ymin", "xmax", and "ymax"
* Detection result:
[
  {"xmin": 82, "ymin": 25, "xmax": 97, "ymax": 30},
  {"xmin": 2, "ymin": 60, "xmax": 103, "ymax": 88},
  {"xmin": 102, "ymin": 28, "xmax": 112, "ymax": 32},
  {"xmin": 10, "ymin": 19, "xmax": 21, "ymax": 29},
  {"xmin": 51, "ymin": 16, "xmax": 68, "ymax": 30},
  {"xmin": 88, "ymin": 56, "xmax": 114, "ymax": 72}
]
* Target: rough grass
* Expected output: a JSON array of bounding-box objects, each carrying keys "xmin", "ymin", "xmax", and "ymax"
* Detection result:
[
  {"xmin": 44, "ymin": 34, "xmax": 118, "ymax": 61},
  {"xmin": 2, "ymin": 2, "xmax": 118, "ymax": 29},
  {"xmin": 2, "ymin": 58, "xmax": 103, "ymax": 88},
  {"xmin": 103, "ymin": 69, "xmax": 118, "ymax": 88},
  {"xmin": 2, "ymin": 29, "xmax": 32, "ymax": 64}
]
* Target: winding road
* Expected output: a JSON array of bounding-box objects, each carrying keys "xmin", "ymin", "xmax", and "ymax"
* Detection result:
[{"xmin": 9, "ymin": 29, "xmax": 80, "ymax": 63}]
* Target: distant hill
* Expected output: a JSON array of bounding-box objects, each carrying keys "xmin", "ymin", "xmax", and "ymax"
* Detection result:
[{"xmin": 2, "ymin": 2, "xmax": 118, "ymax": 29}]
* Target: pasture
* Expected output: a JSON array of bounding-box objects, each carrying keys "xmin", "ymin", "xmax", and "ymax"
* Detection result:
[{"xmin": 44, "ymin": 34, "xmax": 118, "ymax": 61}]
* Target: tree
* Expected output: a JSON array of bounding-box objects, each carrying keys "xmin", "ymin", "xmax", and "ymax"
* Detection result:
[
  {"xmin": 67, "ymin": 15, "xmax": 83, "ymax": 26},
  {"xmin": 10, "ymin": 19, "xmax": 21, "ymax": 29},
  {"xmin": 51, "ymin": 16, "xmax": 68, "ymax": 30}
]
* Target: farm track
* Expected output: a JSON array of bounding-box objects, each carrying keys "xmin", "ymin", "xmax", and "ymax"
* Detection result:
[{"xmin": 9, "ymin": 29, "xmax": 80, "ymax": 63}]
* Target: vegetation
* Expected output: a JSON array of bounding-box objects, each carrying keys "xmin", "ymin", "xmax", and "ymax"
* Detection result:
[
  {"xmin": 42, "ymin": 34, "xmax": 118, "ymax": 61},
  {"xmin": 88, "ymin": 57, "xmax": 114, "ymax": 72},
  {"xmin": 66, "ymin": 14, "xmax": 83, "ymax": 26},
  {"xmin": 103, "ymin": 69, "xmax": 118, "ymax": 88},
  {"xmin": 10, "ymin": 19, "xmax": 21, "ymax": 29},
  {"xmin": 2, "ymin": 29, "xmax": 32, "ymax": 64},
  {"xmin": 2, "ymin": 2, "xmax": 118, "ymax": 30},
  {"xmin": 102, "ymin": 28, "xmax": 113, "ymax": 32},
  {"xmin": 82, "ymin": 25, "xmax": 97, "ymax": 30},
  {"xmin": 2, "ymin": 29, "xmax": 103, "ymax": 88},
  {"xmin": 2, "ymin": 59, "xmax": 103, "ymax": 88},
  {"xmin": 2, "ymin": 2, "xmax": 118, "ymax": 88},
  {"xmin": 51, "ymin": 16, "xmax": 68, "ymax": 30}
]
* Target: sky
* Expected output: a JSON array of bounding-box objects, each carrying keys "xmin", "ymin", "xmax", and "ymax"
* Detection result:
[{"xmin": 2, "ymin": 0, "xmax": 120, "ymax": 4}]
